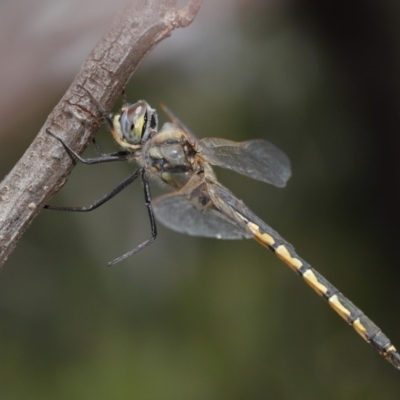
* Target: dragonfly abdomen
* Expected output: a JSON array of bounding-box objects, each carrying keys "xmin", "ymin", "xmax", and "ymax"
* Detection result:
[{"xmin": 238, "ymin": 216, "xmax": 400, "ymax": 370}]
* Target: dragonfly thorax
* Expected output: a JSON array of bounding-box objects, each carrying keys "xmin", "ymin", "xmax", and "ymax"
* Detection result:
[{"xmin": 140, "ymin": 122, "xmax": 201, "ymax": 189}]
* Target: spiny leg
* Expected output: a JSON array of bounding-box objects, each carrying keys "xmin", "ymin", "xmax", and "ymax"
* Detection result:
[
  {"xmin": 46, "ymin": 129, "xmax": 130, "ymax": 165},
  {"xmin": 77, "ymin": 84, "xmax": 114, "ymax": 128},
  {"xmin": 108, "ymin": 170, "xmax": 157, "ymax": 267},
  {"xmin": 77, "ymin": 84, "xmax": 119, "ymax": 154},
  {"xmin": 44, "ymin": 169, "xmax": 142, "ymax": 212},
  {"xmin": 48, "ymin": 85, "xmax": 123, "ymax": 163},
  {"xmin": 234, "ymin": 212, "xmax": 400, "ymax": 371}
]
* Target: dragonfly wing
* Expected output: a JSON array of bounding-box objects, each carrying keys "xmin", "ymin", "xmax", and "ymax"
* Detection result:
[
  {"xmin": 152, "ymin": 181, "xmax": 253, "ymax": 240},
  {"xmin": 161, "ymin": 104, "xmax": 291, "ymax": 187},
  {"xmin": 200, "ymin": 138, "xmax": 291, "ymax": 187}
]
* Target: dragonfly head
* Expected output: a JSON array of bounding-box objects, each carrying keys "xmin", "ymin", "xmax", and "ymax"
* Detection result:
[{"xmin": 112, "ymin": 101, "xmax": 158, "ymax": 150}]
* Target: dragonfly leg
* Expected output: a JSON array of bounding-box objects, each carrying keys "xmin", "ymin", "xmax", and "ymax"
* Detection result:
[
  {"xmin": 77, "ymin": 84, "xmax": 114, "ymax": 128},
  {"xmin": 46, "ymin": 129, "xmax": 130, "ymax": 165},
  {"xmin": 44, "ymin": 169, "xmax": 142, "ymax": 212},
  {"xmin": 108, "ymin": 170, "xmax": 157, "ymax": 266}
]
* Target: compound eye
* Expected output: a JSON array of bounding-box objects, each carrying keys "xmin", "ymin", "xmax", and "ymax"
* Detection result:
[{"xmin": 119, "ymin": 101, "xmax": 150, "ymax": 145}]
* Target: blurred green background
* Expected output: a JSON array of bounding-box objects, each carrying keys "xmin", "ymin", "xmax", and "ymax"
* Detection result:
[{"xmin": 1, "ymin": 1, "xmax": 400, "ymax": 399}]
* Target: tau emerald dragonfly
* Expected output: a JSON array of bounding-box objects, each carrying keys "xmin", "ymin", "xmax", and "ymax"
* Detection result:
[{"xmin": 45, "ymin": 85, "xmax": 400, "ymax": 371}]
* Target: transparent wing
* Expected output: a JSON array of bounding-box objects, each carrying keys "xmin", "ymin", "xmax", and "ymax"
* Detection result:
[
  {"xmin": 152, "ymin": 179, "xmax": 253, "ymax": 240},
  {"xmin": 152, "ymin": 176, "xmax": 287, "ymax": 245},
  {"xmin": 161, "ymin": 103, "xmax": 291, "ymax": 187},
  {"xmin": 199, "ymin": 138, "xmax": 291, "ymax": 187}
]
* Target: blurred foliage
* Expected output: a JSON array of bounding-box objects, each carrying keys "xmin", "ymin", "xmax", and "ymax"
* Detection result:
[{"xmin": 1, "ymin": 1, "xmax": 400, "ymax": 399}]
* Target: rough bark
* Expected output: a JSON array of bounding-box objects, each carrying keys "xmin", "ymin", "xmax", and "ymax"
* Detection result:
[{"xmin": 0, "ymin": 0, "xmax": 203, "ymax": 268}]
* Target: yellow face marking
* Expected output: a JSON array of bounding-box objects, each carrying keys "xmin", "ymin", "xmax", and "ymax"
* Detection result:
[
  {"xmin": 302, "ymin": 269, "xmax": 328, "ymax": 296},
  {"xmin": 111, "ymin": 116, "xmax": 124, "ymax": 145},
  {"xmin": 328, "ymin": 295, "xmax": 351, "ymax": 321},
  {"xmin": 352, "ymin": 318, "xmax": 369, "ymax": 341},
  {"xmin": 275, "ymin": 244, "xmax": 303, "ymax": 272},
  {"xmin": 387, "ymin": 345, "xmax": 397, "ymax": 353},
  {"xmin": 111, "ymin": 115, "xmax": 142, "ymax": 151}
]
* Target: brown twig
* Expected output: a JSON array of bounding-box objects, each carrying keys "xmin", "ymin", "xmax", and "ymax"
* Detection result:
[{"xmin": 0, "ymin": 0, "xmax": 203, "ymax": 268}]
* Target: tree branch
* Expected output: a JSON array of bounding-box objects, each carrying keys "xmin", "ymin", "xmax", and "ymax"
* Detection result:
[{"xmin": 0, "ymin": 0, "xmax": 203, "ymax": 268}]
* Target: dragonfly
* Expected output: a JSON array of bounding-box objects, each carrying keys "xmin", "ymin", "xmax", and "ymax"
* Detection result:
[{"xmin": 45, "ymin": 85, "xmax": 400, "ymax": 371}]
